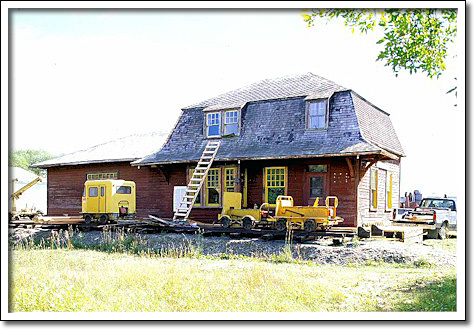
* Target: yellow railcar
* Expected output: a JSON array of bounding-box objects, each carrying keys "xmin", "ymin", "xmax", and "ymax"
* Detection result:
[
  {"xmin": 82, "ymin": 180, "xmax": 136, "ymax": 224},
  {"xmin": 218, "ymin": 192, "xmax": 343, "ymax": 232}
]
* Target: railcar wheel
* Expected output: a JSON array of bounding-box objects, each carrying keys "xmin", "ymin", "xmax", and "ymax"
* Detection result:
[
  {"xmin": 242, "ymin": 217, "xmax": 254, "ymax": 230},
  {"xmin": 275, "ymin": 219, "xmax": 287, "ymax": 232},
  {"xmin": 220, "ymin": 216, "xmax": 231, "ymax": 229},
  {"xmin": 99, "ymin": 214, "xmax": 108, "ymax": 225},
  {"xmin": 304, "ymin": 219, "xmax": 316, "ymax": 233},
  {"xmin": 84, "ymin": 214, "xmax": 93, "ymax": 225}
]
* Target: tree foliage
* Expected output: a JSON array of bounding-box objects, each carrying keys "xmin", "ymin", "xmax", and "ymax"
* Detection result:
[
  {"xmin": 9, "ymin": 149, "xmax": 56, "ymax": 176},
  {"xmin": 302, "ymin": 9, "xmax": 457, "ymax": 78}
]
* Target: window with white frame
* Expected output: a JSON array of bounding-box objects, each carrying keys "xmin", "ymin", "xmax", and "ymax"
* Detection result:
[
  {"xmin": 307, "ymin": 100, "xmax": 328, "ymax": 129},
  {"xmin": 206, "ymin": 112, "xmax": 220, "ymax": 137},
  {"xmin": 224, "ymin": 110, "xmax": 239, "ymax": 135}
]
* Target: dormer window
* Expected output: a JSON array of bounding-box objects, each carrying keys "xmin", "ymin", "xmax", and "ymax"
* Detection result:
[
  {"xmin": 307, "ymin": 99, "xmax": 328, "ymax": 129},
  {"xmin": 206, "ymin": 112, "xmax": 220, "ymax": 137},
  {"xmin": 205, "ymin": 108, "xmax": 241, "ymax": 138}
]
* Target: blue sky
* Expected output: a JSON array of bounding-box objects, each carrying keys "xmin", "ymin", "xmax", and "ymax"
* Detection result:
[{"xmin": 8, "ymin": 8, "xmax": 464, "ymax": 197}]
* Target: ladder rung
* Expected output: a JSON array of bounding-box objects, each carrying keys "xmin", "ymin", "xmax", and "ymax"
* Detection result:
[
  {"xmin": 174, "ymin": 213, "xmax": 186, "ymax": 217},
  {"xmin": 186, "ymin": 189, "xmax": 199, "ymax": 193},
  {"xmin": 201, "ymin": 156, "xmax": 214, "ymax": 159},
  {"xmin": 190, "ymin": 178, "xmax": 202, "ymax": 181},
  {"xmin": 177, "ymin": 208, "xmax": 189, "ymax": 213},
  {"xmin": 193, "ymin": 172, "xmax": 205, "ymax": 176},
  {"xmin": 188, "ymin": 184, "xmax": 200, "ymax": 187},
  {"xmin": 184, "ymin": 195, "xmax": 194, "ymax": 199},
  {"xmin": 198, "ymin": 161, "xmax": 210, "ymax": 166},
  {"xmin": 203, "ymin": 150, "xmax": 215, "ymax": 154}
]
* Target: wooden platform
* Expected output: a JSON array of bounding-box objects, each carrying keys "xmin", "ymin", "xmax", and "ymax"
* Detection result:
[{"xmin": 370, "ymin": 224, "xmax": 424, "ymax": 243}]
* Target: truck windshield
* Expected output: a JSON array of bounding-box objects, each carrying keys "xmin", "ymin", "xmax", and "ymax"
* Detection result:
[{"xmin": 420, "ymin": 199, "xmax": 455, "ymax": 210}]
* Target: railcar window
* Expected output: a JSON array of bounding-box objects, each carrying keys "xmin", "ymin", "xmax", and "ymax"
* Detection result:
[{"xmin": 116, "ymin": 186, "xmax": 132, "ymax": 194}]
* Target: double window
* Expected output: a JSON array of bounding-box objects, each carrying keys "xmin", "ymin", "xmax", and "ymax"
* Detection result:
[
  {"xmin": 206, "ymin": 109, "xmax": 240, "ymax": 138},
  {"xmin": 189, "ymin": 166, "xmax": 237, "ymax": 207},
  {"xmin": 307, "ymin": 99, "xmax": 328, "ymax": 129}
]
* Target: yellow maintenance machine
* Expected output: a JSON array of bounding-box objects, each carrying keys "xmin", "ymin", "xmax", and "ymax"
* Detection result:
[
  {"xmin": 10, "ymin": 176, "xmax": 44, "ymax": 221},
  {"xmin": 218, "ymin": 192, "xmax": 343, "ymax": 232},
  {"xmin": 82, "ymin": 180, "xmax": 136, "ymax": 224}
]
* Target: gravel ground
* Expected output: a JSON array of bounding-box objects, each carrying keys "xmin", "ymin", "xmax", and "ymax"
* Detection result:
[{"xmin": 8, "ymin": 227, "xmax": 456, "ymax": 267}]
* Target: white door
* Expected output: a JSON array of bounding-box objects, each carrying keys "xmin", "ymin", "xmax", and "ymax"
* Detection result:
[{"xmin": 173, "ymin": 186, "xmax": 187, "ymax": 212}]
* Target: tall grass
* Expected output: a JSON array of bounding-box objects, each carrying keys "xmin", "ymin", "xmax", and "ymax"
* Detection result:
[{"xmin": 9, "ymin": 249, "xmax": 456, "ymax": 312}]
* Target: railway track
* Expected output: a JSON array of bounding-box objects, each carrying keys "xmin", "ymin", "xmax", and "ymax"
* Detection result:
[{"xmin": 9, "ymin": 219, "xmax": 356, "ymax": 242}]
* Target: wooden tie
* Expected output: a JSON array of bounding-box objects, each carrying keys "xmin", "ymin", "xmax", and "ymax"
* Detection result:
[{"xmin": 172, "ymin": 140, "xmax": 221, "ymax": 221}]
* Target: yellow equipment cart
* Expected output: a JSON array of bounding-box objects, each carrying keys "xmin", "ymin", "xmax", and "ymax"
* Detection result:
[
  {"xmin": 218, "ymin": 192, "xmax": 343, "ymax": 232},
  {"xmin": 82, "ymin": 180, "xmax": 136, "ymax": 224}
]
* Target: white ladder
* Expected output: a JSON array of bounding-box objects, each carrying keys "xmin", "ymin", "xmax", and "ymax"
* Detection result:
[{"xmin": 173, "ymin": 140, "xmax": 221, "ymax": 221}]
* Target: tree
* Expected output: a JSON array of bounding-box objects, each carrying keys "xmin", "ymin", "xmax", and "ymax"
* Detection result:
[
  {"xmin": 302, "ymin": 9, "xmax": 457, "ymax": 79},
  {"xmin": 9, "ymin": 149, "xmax": 56, "ymax": 177}
]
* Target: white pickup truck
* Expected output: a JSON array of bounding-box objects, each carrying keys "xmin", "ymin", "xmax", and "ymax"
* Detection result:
[{"xmin": 392, "ymin": 197, "xmax": 457, "ymax": 239}]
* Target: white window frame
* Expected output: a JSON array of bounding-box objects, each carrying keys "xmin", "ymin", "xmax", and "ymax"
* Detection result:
[
  {"xmin": 306, "ymin": 99, "xmax": 328, "ymax": 130},
  {"xmin": 224, "ymin": 110, "xmax": 239, "ymax": 136},
  {"xmin": 206, "ymin": 112, "xmax": 221, "ymax": 138},
  {"xmin": 205, "ymin": 109, "xmax": 241, "ymax": 138}
]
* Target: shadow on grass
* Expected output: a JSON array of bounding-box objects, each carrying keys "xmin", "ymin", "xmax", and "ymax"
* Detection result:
[{"xmin": 392, "ymin": 276, "xmax": 457, "ymax": 312}]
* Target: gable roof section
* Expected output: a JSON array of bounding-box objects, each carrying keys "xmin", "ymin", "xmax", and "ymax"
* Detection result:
[
  {"xmin": 183, "ymin": 72, "xmax": 346, "ymax": 110},
  {"xmin": 31, "ymin": 132, "xmax": 167, "ymax": 168},
  {"xmin": 350, "ymin": 91, "xmax": 405, "ymax": 157}
]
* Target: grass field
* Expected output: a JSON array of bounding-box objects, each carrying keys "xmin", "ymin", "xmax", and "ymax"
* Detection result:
[{"xmin": 9, "ymin": 248, "xmax": 456, "ymax": 312}]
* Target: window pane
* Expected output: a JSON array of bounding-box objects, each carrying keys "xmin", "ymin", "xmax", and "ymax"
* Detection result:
[
  {"xmin": 224, "ymin": 123, "xmax": 238, "ymax": 135},
  {"xmin": 308, "ymin": 165, "xmax": 327, "ymax": 172},
  {"xmin": 317, "ymin": 116, "xmax": 325, "ymax": 128},
  {"xmin": 316, "ymin": 101, "xmax": 326, "ymax": 115},
  {"xmin": 100, "ymin": 187, "xmax": 105, "ymax": 196},
  {"xmin": 89, "ymin": 187, "xmax": 98, "ymax": 197},
  {"xmin": 309, "ymin": 103, "xmax": 318, "ymax": 116},
  {"xmin": 208, "ymin": 125, "xmax": 220, "ymax": 136},
  {"xmin": 116, "ymin": 186, "xmax": 131, "ymax": 194},
  {"xmin": 225, "ymin": 111, "xmax": 238, "ymax": 124},
  {"xmin": 267, "ymin": 187, "xmax": 285, "ymax": 204},
  {"xmin": 208, "ymin": 188, "xmax": 219, "ymax": 204},
  {"xmin": 309, "ymin": 177, "xmax": 323, "ymax": 198}
]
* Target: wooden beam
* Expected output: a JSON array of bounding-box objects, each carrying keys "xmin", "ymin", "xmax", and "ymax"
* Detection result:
[
  {"xmin": 345, "ymin": 157, "xmax": 355, "ymax": 180},
  {"xmin": 361, "ymin": 157, "xmax": 379, "ymax": 177},
  {"xmin": 156, "ymin": 165, "xmax": 171, "ymax": 185}
]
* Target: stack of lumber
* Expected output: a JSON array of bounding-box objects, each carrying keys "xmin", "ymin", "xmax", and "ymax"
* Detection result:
[{"xmin": 34, "ymin": 216, "xmax": 84, "ymax": 225}]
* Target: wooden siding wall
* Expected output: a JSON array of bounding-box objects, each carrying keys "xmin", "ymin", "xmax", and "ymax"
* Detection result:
[
  {"xmin": 46, "ymin": 156, "xmax": 397, "ymax": 227},
  {"xmin": 47, "ymin": 162, "xmax": 186, "ymax": 219},
  {"xmin": 357, "ymin": 159, "xmax": 401, "ymax": 226},
  {"xmin": 242, "ymin": 158, "xmax": 356, "ymax": 227}
]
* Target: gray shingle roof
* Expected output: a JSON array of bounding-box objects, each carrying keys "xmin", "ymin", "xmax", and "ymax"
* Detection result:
[
  {"xmin": 31, "ymin": 132, "xmax": 167, "ymax": 168},
  {"xmin": 133, "ymin": 88, "xmax": 402, "ymax": 166},
  {"xmin": 350, "ymin": 91, "xmax": 405, "ymax": 156},
  {"xmin": 183, "ymin": 72, "xmax": 346, "ymax": 110}
]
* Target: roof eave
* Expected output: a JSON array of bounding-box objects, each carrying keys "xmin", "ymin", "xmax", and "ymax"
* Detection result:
[
  {"xmin": 31, "ymin": 158, "xmax": 139, "ymax": 169},
  {"xmin": 131, "ymin": 150, "xmax": 398, "ymax": 167}
]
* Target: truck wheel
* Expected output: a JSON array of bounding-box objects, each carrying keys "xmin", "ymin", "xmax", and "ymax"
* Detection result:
[
  {"xmin": 242, "ymin": 217, "xmax": 253, "ymax": 230},
  {"xmin": 304, "ymin": 219, "xmax": 316, "ymax": 233},
  {"xmin": 99, "ymin": 214, "xmax": 108, "ymax": 225},
  {"xmin": 84, "ymin": 214, "xmax": 93, "ymax": 225},
  {"xmin": 276, "ymin": 219, "xmax": 287, "ymax": 231},
  {"xmin": 438, "ymin": 222, "xmax": 449, "ymax": 240},
  {"xmin": 220, "ymin": 216, "xmax": 231, "ymax": 229}
]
